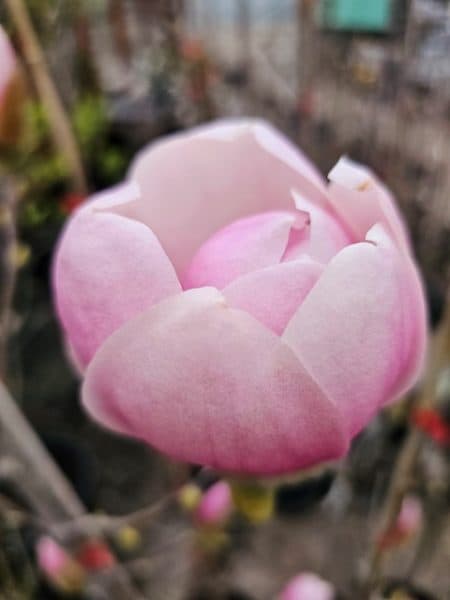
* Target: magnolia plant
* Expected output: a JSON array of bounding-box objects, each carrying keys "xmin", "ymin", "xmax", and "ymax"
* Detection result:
[{"xmin": 53, "ymin": 119, "xmax": 426, "ymax": 477}]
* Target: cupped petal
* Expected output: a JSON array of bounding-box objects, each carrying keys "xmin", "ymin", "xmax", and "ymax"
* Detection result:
[
  {"xmin": 181, "ymin": 210, "xmax": 309, "ymax": 289},
  {"xmin": 283, "ymin": 225, "xmax": 427, "ymax": 437},
  {"xmin": 53, "ymin": 182, "xmax": 181, "ymax": 369},
  {"xmin": 327, "ymin": 157, "xmax": 410, "ymax": 252},
  {"xmin": 120, "ymin": 119, "xmax": 329, "ymax": 272},
  {"xmin": 82, "ymin": 288, "xmax": 348, "ymax": 476},
  {"xmin": 223, "ymin": 258, "xmax": 323, "ymax": 335},
  {"xmin": 288, "ymin": 190, "xmax": 351, "ymax": 263}
]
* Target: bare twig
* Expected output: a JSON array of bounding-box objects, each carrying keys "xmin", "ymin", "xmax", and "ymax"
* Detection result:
[
  {"xmin": 0, "ymin": 382, "xmax": 85, "ymax": 521},
  {"xmin": 0, "ymin": 180, "xmax": 16, "ymax": 378},
  {"xmin": 52, "ymin": 489, "xmax": 177, "ymax": 540},
  {"xmin": 4, "ymin": 0, "xmax": 88, "ymax": 194},
  {"xmin": 366, "ymin": 294, "xmax": 450, "ymax": 588}
]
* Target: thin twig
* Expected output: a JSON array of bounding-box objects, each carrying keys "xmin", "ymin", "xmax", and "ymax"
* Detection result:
[
  {"xmin": 5, "ymin": 0, "xmax": 88, "ymax": 194},
  {"xmin": 52, "ymin": 489, "xmax": 177, "ymax": 540},
  {"xmin": 366, "ymin": 293, "xmax": 450, "ymax": 588},
  {"xmin": 0, "ymin": 180, "xmax": 16, "ymax": 379}
]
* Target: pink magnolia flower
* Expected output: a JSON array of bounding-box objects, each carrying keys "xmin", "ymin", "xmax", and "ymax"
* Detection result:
[
  {"xmin": 0, "ymin": 26, "xmax": 16, "ymax": 108},
  {"xmin": 53, "ymin": 119, "xmax": 427, "ymax": 476},
  {"xmin": 195, "ymin": 480, "xmax": 233, "ymax": 526},
  {"xmin": 279, "ymin": 572, "xmax": 335, "ymax": 600}
]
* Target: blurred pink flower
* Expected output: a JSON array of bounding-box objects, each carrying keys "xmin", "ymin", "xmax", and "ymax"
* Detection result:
[
  {"xmin": 36, "ymin": 536, "xmax": 86, "ymax": 592},
  {"xmin": 36, "ymin": 537, "xmax": 69, "ymax": 578},
  {"xmin": 195, "ymin": 481, "xmax": 233, "ymax": 526},
  {"xmin": 378, "ymin": 495, "xmax": 423, "ymax": 550},
  {"xmin": 53, "ymin": 119, "xmax": 427, "ymax": 476},
  {"xmin": 0, "ymin": 26, "xmax": 16, "ymax": 108},
  {"xmin": 397, "ymin": 495, "xmax": 423, "ymax": 533},
  {"xmin": 279, "ymin": 572, "xmax": 335, "ymax": 600}
]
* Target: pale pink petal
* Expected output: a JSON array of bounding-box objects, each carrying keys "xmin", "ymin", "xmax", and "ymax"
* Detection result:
[
  {"xmin": 0, "ymin": 27, "xmax": 16, "ymax": 106},
  {"xmin": 283, "ymin": 225, "xmax": 427, "ymax": 437},
  {"xmin": 182, "ymin": 210, "xmax": 309, "ymax": 289},
  {"xmin": 223, "ymin": 259, "xmax": 323, "ymax": 334},
  {"xmin": 279, "ymin": 573, "xmax": 335, "ymax": 600},
  {"xmin": 120, "ymin": 119, "xmax": 329, "ymax": 273},
  {"xmin": 82, "ymin": 288, "xmax": 348, "ymax": 476},
  {"xmin": 53, "ymin": 182, "xmax": 181, "ymax": 369},
  {"xmin": 327, "ymin": 157, "xmax": 410, "ymax": 252},
  {"xmin": 288, "ymin": 190, "xmax": 351, "ymax": 263},
  {"xmin": 195, "ymin": 481, "xmax": 233, "ymax": 526}
]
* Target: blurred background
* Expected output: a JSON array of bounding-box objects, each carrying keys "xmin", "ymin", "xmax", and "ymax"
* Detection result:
[{"xmin": 0, "ymin": 1, "xmax": 449, "ymax": 599}]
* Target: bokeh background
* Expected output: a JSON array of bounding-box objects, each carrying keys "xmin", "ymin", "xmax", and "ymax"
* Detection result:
[{"xmin": 0, "ymin": 1, "xmax": 449, "ymax": 599}]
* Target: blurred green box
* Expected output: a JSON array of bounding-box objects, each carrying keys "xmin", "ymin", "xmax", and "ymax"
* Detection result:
[{"xmin": 317, "ymin": 0, "xmax": 394, "ymax": 33}]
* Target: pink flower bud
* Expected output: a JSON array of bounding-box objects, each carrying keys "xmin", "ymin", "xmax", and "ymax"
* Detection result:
[
  {"xmin": 36, "ymin": 537, "xmax": 69, "ymax": 578},
  {"xmin": 195, "ymin": 480, "xmax": 233, "ymax": 526},
  {"xmin": 279, "ymin": 572, "xmax": 335, "ymax": 600},
  {"xmin": 36, "ymin": 536, "xmax": 86, "ymax": 593},
  {"xmin": 397, "ymin": 495, "xmax": 423, "ymax": 534}
]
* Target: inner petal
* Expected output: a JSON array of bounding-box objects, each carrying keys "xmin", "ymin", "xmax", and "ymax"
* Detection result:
[{"xmin": 181, "ymin": 210, "xmax": 309, "ymax": 290}]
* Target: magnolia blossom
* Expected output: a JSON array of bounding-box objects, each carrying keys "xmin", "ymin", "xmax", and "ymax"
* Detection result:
[
  {"xmin": 279, "ymin": 572, "xmax": 335, "ymax": 600},
  {"xmin": 53, "ymin": 119, "xmax": 426, "ymax": 476}
]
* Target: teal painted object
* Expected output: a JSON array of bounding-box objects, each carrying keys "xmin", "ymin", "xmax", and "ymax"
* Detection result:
[{"xmin": 317, "ymin": 0, "xmax": 394, "ymax": 33}]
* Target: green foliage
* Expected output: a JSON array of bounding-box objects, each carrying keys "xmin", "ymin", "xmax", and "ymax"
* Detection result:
[
  {"xmin": 1, "ymin": 92, "xmax": 128, "ymax": 230},
  {"xmin": 72, "ymin": 95, "xmax": 107, "ymax": 152}
]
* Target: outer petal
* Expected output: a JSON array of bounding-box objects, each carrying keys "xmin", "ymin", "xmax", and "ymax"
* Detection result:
[
  {"xmin": 283, "ymin": 225, "xmax": 427, "ymax": 437},
  {"xmin": 82, "ymin": 288, "xmax": 348, "ymax": 476},
  {"xmin": 53, "ymin": 182, "xmax": 181, "ymax": 369},
  {"xmin": 223, "ymin": 259, "xmax": 323, "ymax": 335},
  {"xmin": 122, "ymin": 119, "xmax": 329, "ymax": 272},
  {"xmin": 181, "ymin": 210, "xmax": 309, "ymax": 289},
  {"xmin": 327, "ymin": 157, "xmax": 410, "ymax": 252},
  {"xmin": 289, "ymin": 190, "xmax": 350, "ymax": 263}
]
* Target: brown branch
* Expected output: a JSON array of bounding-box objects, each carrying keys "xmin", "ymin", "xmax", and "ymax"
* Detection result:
[
  {"xmin": 52, "ymin": 489, "xmax": 177, "ymax": 541},
  {"xmin": 4, "ymin": 0, "xmax": 88, "ymax": 194}
]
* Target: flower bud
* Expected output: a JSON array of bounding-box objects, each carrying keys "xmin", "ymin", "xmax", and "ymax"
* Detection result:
[
  {"xmin": 279, "ymin": 572, "xmax": 335, "ymax": 600},
  {"xmin": 36, "ymin": 536, "xmax": 86, "ymax": 594},
  {"xmin": 195, "ymin": 480, "xmax": 233, "ymax": 526}
]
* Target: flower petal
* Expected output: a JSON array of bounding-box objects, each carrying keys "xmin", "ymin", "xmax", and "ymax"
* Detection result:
[
  {"xmin": 181, "ymin": 210, "xmax": 309, "ymax": 289},
  {"xmin": 283, "ymin": 225, "xmax": 426, "ymax": 437},
  {"xmin": 122, "ymin": 119, "xmax": 329, "ymax": 272},
  {"xmin": 53, "ymin": 182, "xmax": 181, "ymax": 369},
  {"xmin": 223, "ymin": 258, "xmax": 323, "ymax": 334},
  {"xmin": 289, "ymin": 190, "xmax": 351, "ymax": 263},
  {"xmin": 82, "ymin": 288, "xmax": 348, "ymax": 476},
  {"xmin": 327, "ymin": 157, "xmax": 410, "ymax": 252}
]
